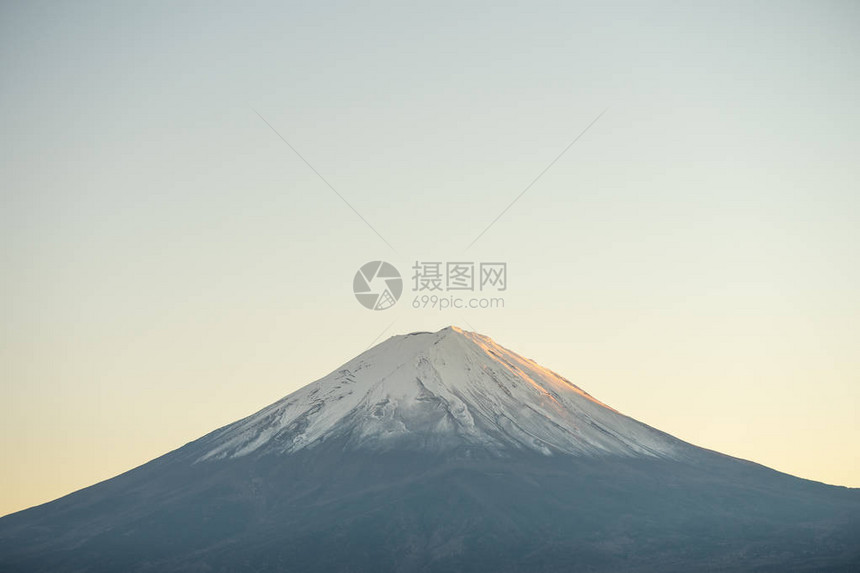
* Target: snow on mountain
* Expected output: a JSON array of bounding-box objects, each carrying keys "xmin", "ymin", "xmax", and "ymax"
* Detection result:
[{"xmin": 197, "ymin": 326, "xmax": 687, "ymax": 461}]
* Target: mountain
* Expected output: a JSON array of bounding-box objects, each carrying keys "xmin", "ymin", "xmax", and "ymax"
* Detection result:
[{"xmin": 1, "ymin": 326, "xmax": 858, "ymax": 572}]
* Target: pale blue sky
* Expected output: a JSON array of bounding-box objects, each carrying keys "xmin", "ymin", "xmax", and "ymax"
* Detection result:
[{"xmin": 2, "ymin": 1, "xmax": 858, "ymax": 516}]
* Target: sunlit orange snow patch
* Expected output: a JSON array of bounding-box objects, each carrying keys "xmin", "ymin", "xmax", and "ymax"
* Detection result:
[{"xmin": 461, "ymin": 329, "xmax": 620, "ymax": 414}]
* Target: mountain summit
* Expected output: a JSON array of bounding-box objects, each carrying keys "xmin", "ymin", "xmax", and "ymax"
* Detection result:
[
  {"xmin": 198, "ymin": 326, "xmax": 683, "ymax": 460},
  {"xmin": 1, "ymin": 327, "xmax": 858, "ymax": 572}
]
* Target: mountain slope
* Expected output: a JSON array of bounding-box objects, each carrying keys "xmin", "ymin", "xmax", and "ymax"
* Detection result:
[
  {"xmin": 1, "ymin": 327, "xmax": 858, "ymax": 572},
  {"xmin": 197, "ymin": 327, "xmax": 686, "ymax": 460}
]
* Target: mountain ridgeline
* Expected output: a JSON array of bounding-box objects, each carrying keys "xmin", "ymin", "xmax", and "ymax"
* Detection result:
[{"xmin": 1, "ymin": 327, "xmax": 858, "ymax": 572}]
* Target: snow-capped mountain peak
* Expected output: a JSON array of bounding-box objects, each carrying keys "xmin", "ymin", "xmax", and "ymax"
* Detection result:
[{"xmin": 197, "ymin": 327, "xmax": 686, "ymax": 461}]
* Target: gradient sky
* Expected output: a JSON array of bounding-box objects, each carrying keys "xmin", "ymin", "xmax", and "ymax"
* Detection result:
[{"xmin": 2, "ymin": 1, "xmax": 859, "ymax": 517}]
